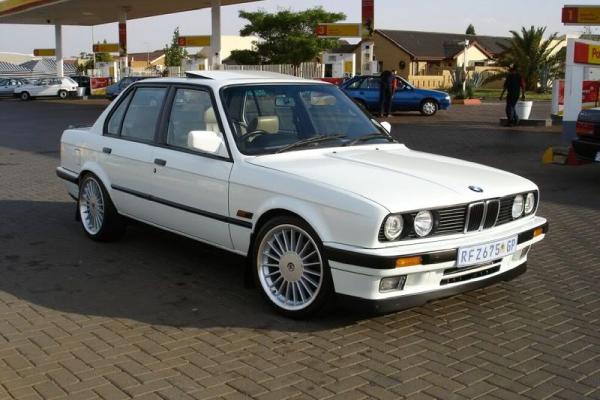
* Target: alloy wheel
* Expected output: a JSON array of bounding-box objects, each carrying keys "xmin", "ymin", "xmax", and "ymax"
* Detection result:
[
  {"xmin": 257, "ymin": 224, "xmax": 324, "ymax": 311},
  {"xmin": 79, "ymin": 177, "xmax": 105, "ymax": 235}
]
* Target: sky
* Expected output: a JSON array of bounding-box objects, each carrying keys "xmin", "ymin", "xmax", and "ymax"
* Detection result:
[{"xmin": 0, "ymin": 0, "xmax": 599, "ymax": 58}]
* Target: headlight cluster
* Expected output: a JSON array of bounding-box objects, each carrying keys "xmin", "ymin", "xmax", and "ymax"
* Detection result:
[
  {"xmin": 512, "ymin": 192, "xmax": 537, "ymax": 219},
  {"xmin": 382, "ymin": 210, "xmax": 435, "ymax": 241}
]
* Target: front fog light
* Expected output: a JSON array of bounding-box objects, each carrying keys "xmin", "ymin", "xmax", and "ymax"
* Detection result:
[
  {"xmin": 524, "ymin": 192, "xmax": 535, "ymax": 214},
  {"xmin": 379, "ymin": 275, "xmax": 407, "ymax": 292},
  {"xmin": 383, "ymin": 215, "xmax": 403, "ymax": 241},
  {"xmin": 512, "ymin": 195, "xmax": 524, "ymax": 219},
  {"xmin": 414, "ymin": 210, "xmax": 434, "ymax": 237}
]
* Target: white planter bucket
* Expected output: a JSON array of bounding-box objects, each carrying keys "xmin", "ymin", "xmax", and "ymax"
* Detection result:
[{"xmin": 516, "ymin": 101, "xmax": 533, "ymax": 120}]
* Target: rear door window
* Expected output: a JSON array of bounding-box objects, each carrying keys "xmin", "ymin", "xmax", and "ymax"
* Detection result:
[{"xmin": 120, "ymin": 87, "xmax": 167, "ymax": 142}]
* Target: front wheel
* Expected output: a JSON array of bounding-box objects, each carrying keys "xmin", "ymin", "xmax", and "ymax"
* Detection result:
[
  {"xmin": 78, "ymin": 174, "xmax": 125, "ymax": 241},
  {"xmin": 253, "ymin": 216, "xmax": 334, "ymax": 318},
  {"xmin": 58, "ymin": 90, "xmax": 68, "ymax": 99},
  {"xmin": 19, "ymin": 92, "xmax": 30, "ymax": 101},
  {"xmin": 420, "ymin": 99, "xmax": 438, "ymax": 116}
]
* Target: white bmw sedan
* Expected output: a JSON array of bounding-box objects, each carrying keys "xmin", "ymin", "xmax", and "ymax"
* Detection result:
[{"xmin": 57, "ymin": 71, "xmax": 547, "ymax": 318}]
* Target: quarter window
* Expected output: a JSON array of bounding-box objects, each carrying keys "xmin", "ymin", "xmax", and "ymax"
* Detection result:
[
  {"xmin": 166, "ymin": 88, "xmax": 221, "ymax": 150},
  {"xmin": 120, "ymin": 87, "xmax": 166, "ymax": 142},
  {"xmin": 106, "ymin": 90, "xmax": 133, "ymax": 135}
]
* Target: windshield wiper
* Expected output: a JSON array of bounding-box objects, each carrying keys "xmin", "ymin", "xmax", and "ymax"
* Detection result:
[
  {"xmin": 347, "ymin": 132, "xmax": 395, "ymax": 146},
  {"xmin": 276, "ymin": 134, "xmax": 347, "ymax": 154}
]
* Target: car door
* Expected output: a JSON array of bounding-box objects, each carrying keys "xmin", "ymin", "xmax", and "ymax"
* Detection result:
[
  {"xmin": 100, "ymin": 85, "xmax": 168, "ymax": 223},
  {"xmin": 150, "ymin": 86, "xmax": 233, "ymax": 248},
  {"xmin": 392, "ymin": 78, "xmax": 421, "ymax": 111},
  {"xmin": 0, "ymin": 79, "xmax": 10, "ymax": 96},
  {"xmin": 357, "ymin": 77, "xmax": 382, "ymax": 110}
]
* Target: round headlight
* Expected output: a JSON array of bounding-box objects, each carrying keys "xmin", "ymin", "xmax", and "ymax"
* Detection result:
[
  {"xmin": 414, "ymin": 210, "xmax": 434, "ymax": 237},
  {"xmin": 512, "ymin": 195, "xmax": 524, "ymax": 219},
  {"xmin": 524, "ymin": 192, "xmax": 535, "ymax": 214},
  {"xmin": 383, "ymin": 215, "xmax": 403, "ymax": 241}
]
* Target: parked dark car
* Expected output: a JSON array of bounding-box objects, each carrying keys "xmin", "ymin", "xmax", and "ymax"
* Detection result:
[
  {"xmin": 340, "ymin": 75, "xmax": 451, "ymax": 116},
  {"xmin": 70, "ymin": 75, "xmax": 91, "ymax": 95},
  {"xmin": 572, "ymin": 108, "xmax": 600, "ymax": 163},
  {"xmin": 106, "ymin": 76, "xmax": 151, "ymax": 100}
]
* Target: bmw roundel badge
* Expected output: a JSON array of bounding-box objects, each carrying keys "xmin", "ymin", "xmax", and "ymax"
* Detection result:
[{"xmin": 469, "ymin": 185, "xmax": 484, "ymax": 193}]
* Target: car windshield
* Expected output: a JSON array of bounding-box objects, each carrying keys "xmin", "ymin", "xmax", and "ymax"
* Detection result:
[{"xmin": 222, "ymin": 83, "xmax": 392, "ymax": 155}]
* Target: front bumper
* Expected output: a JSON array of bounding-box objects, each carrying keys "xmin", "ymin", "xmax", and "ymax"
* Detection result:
[{"xmin": 325, "ymin": 217, "xmax": 547, "ymax": 312}]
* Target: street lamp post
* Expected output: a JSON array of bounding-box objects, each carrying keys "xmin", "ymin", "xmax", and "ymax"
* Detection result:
[{"xmin": 459, "ymin": 39, "xmax": 469, "ymax": 93}]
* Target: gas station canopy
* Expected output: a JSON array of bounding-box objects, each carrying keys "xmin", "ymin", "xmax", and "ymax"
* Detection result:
[{"xmin": 0, "ymin": 0, "xmax": 257, "ymax": 25}]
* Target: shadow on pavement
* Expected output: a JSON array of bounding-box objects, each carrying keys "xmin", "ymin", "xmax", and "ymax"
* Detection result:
[{"xmin": 0, "ymin": 200, "xmax": 368, "ymax": 332}]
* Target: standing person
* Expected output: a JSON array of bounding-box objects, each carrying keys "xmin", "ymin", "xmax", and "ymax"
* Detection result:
[
  {"xmin": 499, "ymin": 65, "xmax": 526, "ymax": 126},
  {"xmin": 391, "ymin": 69, "xmax": 399, "ymax": 93},
  {"xmin": 379, "ymin": 70, "xmax": 394, "ymax": 117}
]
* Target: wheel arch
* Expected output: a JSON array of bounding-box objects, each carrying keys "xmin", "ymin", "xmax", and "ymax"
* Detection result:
[
  {"xmin": 78, "ymin": 161, "xmax": 113, "ymax": 197},
  {"xmin": 420, "ymin": 97, "xmax": 439, "ymax": 107}
]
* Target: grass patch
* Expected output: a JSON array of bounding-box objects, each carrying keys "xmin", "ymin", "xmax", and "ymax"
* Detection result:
[{"xmin": 474, "ymin": 88, "xmax": 553, "ymax": 102}]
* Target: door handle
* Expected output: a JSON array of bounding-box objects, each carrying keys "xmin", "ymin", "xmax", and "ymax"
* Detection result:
[
  {"xmin": 102, "ymin": 147, "xmax": 112, "ymax": 154},
  {"xmin": 154, "ymin": 158, "xmax": 167, "ymax": 166}
]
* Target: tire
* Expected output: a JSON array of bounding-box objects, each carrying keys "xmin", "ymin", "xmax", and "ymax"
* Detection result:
[
  {"xmin": 78, "ymin": 173, "xmax": 125, "ymax": 241},
  {"xmin": 252, "ymin": 215, "xmax": 334, "ymax": 318},
  {"xmin": 20, "ymin": 92, "xmax": 30, "ymax": 101},
  {"xmin": 420, "ymin": 99, "xmax": 438, "ymax": 116},
  {"xmin": 58, "ymin": 90, "xmax": 68, "ymax": 99}
]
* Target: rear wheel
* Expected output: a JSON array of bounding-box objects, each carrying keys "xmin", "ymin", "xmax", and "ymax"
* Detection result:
[
  {"xmin": 253, "ymin": 216, "xmax": 334, "ymax": 318},
  {"xmin": 78, "ymin": 174, "xmax": 125, "ymax": 241},
  {"xmin": 420, "ymin": 99, "xmax": 438, "ymax": 116},
  {"xmin": 20, "ymin": 92, "xmax": 30, "ymax": 101},
  {"xmin": 58, "ymin": 90, "xmax": 68, "ymax": 99}
]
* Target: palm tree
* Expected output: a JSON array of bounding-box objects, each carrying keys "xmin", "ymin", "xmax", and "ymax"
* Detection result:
[{"xmin": 496, "ymin": 26, "xmax": 562, "ymax": 91}]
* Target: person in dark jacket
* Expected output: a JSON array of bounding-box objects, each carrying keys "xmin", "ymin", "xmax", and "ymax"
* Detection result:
[
  {"xmin": 379, "ymin": 70, "xmax": 394, "ymax": 117},
  {"xmin": 499, "ymin": 65, "xmax": 526, "ymax": 126}
]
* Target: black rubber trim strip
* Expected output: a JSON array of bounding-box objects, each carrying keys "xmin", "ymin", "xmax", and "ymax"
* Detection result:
[
  {"xmin": 111, "ymin": 184, "xmax": 252, "ymax": 229},
  {"xmin": 326, "ymin": 221, "xmax": 548, "ymax": 270},
  {"xmin": 517, "ymin": 221, "xmax": 549, "ymax": 244},
  {"xmin": 324, "ymin": 247, "xmax": 457, "ymax": 269},
  {"xmin": 56, "ymin": 168, "xmax": 79, "ymax": 184},
  {"xmin": 337, "ymin": 262, "xmax": 527, "ymax": 314}
]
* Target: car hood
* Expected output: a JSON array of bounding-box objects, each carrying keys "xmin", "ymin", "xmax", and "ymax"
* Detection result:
[
  {"xmin": 413, "ymin": 88, "xmax": 448, "ymax": 98},
  {"xmin": 247, "ymin": 144, "xmax": 535, "ymax": 212}
]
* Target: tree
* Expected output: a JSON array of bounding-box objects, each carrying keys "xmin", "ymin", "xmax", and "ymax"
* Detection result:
[
  {"xmin": 496, "ymin": 26, "xmax": 561, "ymax": 91},
  {"xmin": 466, "ymin": 24, "xmax": 476, "ymax": 35},
  {"xmin": 228, "ymin": 49, "xmax": 263, "ymax": 65},
  {"xmin": 238, "ymin": 7, "xmax": 346, "ymax": 73},
  {"xmin": 164, "ymin": 27, "xmax": 188, "ymax": 67}
]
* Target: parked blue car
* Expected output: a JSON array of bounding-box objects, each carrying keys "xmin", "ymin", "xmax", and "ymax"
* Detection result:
[
  {"xmin": 106, "ymin": 76, "xmax": 151, "ymax": 100},
  {"xmin": 340, "ymin": 75, "xmax": 451, "ymax": 116}
]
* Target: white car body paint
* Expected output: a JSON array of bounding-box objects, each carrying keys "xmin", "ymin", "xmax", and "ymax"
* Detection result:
[{"xmin": 57, "ymin": 72, "xmax": 547, "ymax": 310}]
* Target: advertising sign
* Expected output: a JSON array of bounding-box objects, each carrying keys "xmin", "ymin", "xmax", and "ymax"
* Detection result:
[
  {"xmin": 316, "ymin": 23, "xmax": 361, "ymax": 38},
  {"xmin": 0, "ymin": 0, "xmax": 60, "ymax": 15},
  {"xmin": 574, "ymin": 41, "xmax": 600, "ymax": 65},
  {"xmin": 562, "ymin": 6, "xmax": 600, "ymax": 25},
  {"xmin": 555, "ymin": 80, "xmax": 600, "ymax": 115},
  {"xmin": 362, "ymin": 0, "xmax": 374, "ymax": 39},
  {"xmin": 93, "ymin": 43, "xmax": 119, "ymax": 53},
  {"xmin": 177, "ymin": 36, "xmax": 211, "ymax": 47},
  {"xmin": 118, "ymin": 22, "xmax": 127, "ymax": 57},
  {"xmin": 33, "ymin": 48, "xmax": 55, "ymax": 56},
  {"xmin": 90, "ymin": 77, "xmax": 112, "ymax": 96}
]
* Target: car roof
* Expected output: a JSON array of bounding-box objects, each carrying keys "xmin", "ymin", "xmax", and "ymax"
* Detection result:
[{"xmin": 139, "ymin": 70, "xmax": 329, "ymax": 88}]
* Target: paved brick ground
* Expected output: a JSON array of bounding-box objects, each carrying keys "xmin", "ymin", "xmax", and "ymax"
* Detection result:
[{"xmin": 0, "ymin": 98, "xmax": 599, "ymax": 399}]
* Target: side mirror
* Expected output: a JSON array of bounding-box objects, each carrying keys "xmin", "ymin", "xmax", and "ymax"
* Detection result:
[
  {"xmin": 380, "ymin": 121, "xmax": 392, "ymax": 133},
  {"xmin": 188, "ymin": 130, "xmax": 227, "ymax": 157}
]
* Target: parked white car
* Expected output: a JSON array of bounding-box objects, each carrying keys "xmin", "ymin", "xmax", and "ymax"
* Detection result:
[
  {"xmin": 0, "ymin": 78, "xmax": 29, "ymax": 97},
  {"xmin": 57, "ymin": 71, "xmax": 548, "ymax": 318},
  {"xmin": 15, "ymin": 76, "xmax": 78, "ymax": 100}
]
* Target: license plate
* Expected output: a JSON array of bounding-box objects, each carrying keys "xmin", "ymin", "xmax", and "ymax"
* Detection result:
[
  {"xmin": 595, "ymin": 152, "xmax": 600, "ymax": 162},
  {"xmin": 458, "ymin": 236, "xmax": 518, "ymax": 267}
]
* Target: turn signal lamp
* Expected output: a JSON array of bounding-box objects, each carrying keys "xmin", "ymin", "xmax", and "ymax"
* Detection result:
[
  {"xmin": 395, "ymin": 256, "xmax": 423, "ymax": 268},
  {"xmin": 533, "ymin": 227, "xmax": 544, "ymax": 238}
]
